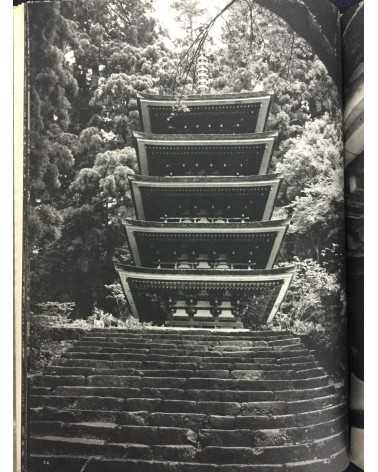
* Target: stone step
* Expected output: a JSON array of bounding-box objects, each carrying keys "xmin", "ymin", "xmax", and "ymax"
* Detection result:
[
  {"xmin": 197, "ymin": 431, "xmax": 346, "ymax": 464},
  {"xmin": 197, "ymin": 416, "xmax": 346, "ymax": 447},
  {"xmin": 30, "ymin": 402, "xmax": 347, "ymax": 430},
  {"xmin": 30, "ymin": 414, "xmax": 346, "ymax": 449},
  {"xmin": 29, "ymin": 430, "xmax": 346, "ymax": 464},
  {"xmin": 29, "ymin": 448, "xmax": 350, "ymax": 472},
  {"xmin": 61, "ymin": 351, "xmax": 314, "ymax": 363},
  {"xmin": 72, "ymin": 338, "xmax": 302, "ymax": 349},
  {"xmin": 30, "ymin": 374, "xmax": 329, "ymax": 391},
  {"xmin": 41, "ymin": 366, "xmax": 325, "ymax": 381},
  {"xmin": 77, "ymin": 333, "xmax": 300, "ymax": 342},
  {"xmin": 144, "ymin": 360, "xmax": 319, "ymax": 371},
  {"xmin": 30, "ymin": 393, "xmax": 342, "ymax": 416},
  {"xmin": 30, "ymin": 384, "xmax": 336, "ymax": 403},
  {"xmin": 146, "ymin": 404, "xmax": 347, "ymax": 430},
  {"xmin": 27, "ymin": 328, "xmax": 346, "ymax": 470},
  {"xmin": 66, "ymin": 343, "xmax": 304, "ymax": 355},
  {"xmin": 56, "ymin": 358, "xmax": 318, "ymax": 371},
  {"xmin": 31, "ymin": 422, "xmax": 197, "ymax": 446},
  {"xmin": 169, "ymin": 321, "xmax": 244, "ymax": 329},
  {"xmin": 87, "ymin": 329, "xmax": 290, "ymax": 338},
  {"xmin": 64, "ymin": 344, "xmax": 309, "ymax": 359},
  {"xmin": 30, "ymin": 435, "xmax": 197, "ymax": 461}
]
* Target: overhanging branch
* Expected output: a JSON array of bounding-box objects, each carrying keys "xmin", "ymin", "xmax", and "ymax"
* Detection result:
[{"xmin": 175, "ymin": 0, "xmax": 341, "ymax": 92}]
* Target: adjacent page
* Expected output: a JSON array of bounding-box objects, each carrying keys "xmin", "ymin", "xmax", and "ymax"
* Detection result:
[
  {"xmin": 17, "ymin": 1, "xmax": 349, "ymax": 471},
  {"xmin": 342, "ymin": 1, "xmax": 364, "ymax": 470}
]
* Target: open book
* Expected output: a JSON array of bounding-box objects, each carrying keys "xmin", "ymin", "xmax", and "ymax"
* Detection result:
[{"xmin": 13, "ymin": 1, "xmax": 364, "ymax": 471}]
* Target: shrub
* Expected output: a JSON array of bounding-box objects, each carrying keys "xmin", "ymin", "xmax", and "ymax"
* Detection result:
[
  {"xmin": 274, "ymin": 257, "xmax": 344, "ymax": 328},
  {"xmin": 28, "ymin": 301, "xmax": 145, "ymax": 371},
  {"xmin": 88, "ymin": 307, "xmax": 144, "ymax": 329},
  {"xmin": 270, "ymin": 257, "xmax": 346, "ymax": 376},
  {"xmin": 104, "ymin": 283, "xmax": 132, "ymax": 320},
  {"xmin": 34, "ymin": 301, "xmax": 75, "ymax": 321}
]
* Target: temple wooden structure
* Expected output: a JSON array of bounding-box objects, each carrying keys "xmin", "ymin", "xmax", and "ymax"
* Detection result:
[{"xmin": 115, "ymin": 92, "xmax": 294, "ymax": 328}]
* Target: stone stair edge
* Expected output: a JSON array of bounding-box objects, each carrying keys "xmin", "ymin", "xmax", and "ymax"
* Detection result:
[{"xmin": 29, "ymin": 448, "xmax": 349, "ymax": 472}]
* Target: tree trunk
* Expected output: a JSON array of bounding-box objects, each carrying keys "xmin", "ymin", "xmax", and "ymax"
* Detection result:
[
  {"xmin": 70, "ymin": 268, "xmax": 95, "ymax": 320},
  {"xmin": 250, "ymin": 0, "xmax": 341, "ymax": 89}
]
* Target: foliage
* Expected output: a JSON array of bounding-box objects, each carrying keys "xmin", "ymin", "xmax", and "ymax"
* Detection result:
[
  {"xmin": 276, "ymin": 116, "xmax": 343, "ymax": 204},
  {"xmin": 88, "ymin": 307, "xmax": 143, "ymax": 329},
  {"xmin": 276, "ymin": 116, "xmax": 344, "ymax": 260},
  {"xmin": 171, "ymin": 0, "xmax": 206, "ymax": 41},
  {"xmin": 70, "ymin": 147, "xmax": 136, "ymax": 207},
  {"xmin": 37, "ymin": 147, "xmax": 136, "ymax": 318},
  {"xmin": 240, "ymin": 295, "xmax": 270, "ymax": 330},
  {"xmin": 274, "ymin": 258, "xmax": 344, "ymax": 327},
  {"xmin": 89, "ymin": 72, "xmax": 155, "ymax": 142},
  {"xmin": 34, "ymin": 301, "xmax": 75, "ymax": 320},
  {"xmin": 28, "ymin": 302, "xmax": 144, "ymax": 371},
  {"xmin": 28, "ymin": 0, "xmax": 176, "ymax": 315},
  {"xmin": 29, "ymin": 302, "xmax": 75, "ymax": 372},
  {"xmin": 213, "ymin": 3, "xmax": 341, "ymax": 142},
  {"xmin": 104, "ymin": 283, "xmax": 132, "ymax": 320},
  {"xmin": 270, "ymin": 257, "xmax": 346, "ymax": 374},
  {"xmin": 28, "ymin": 2, "xmax": 79, "ymax": 256}
]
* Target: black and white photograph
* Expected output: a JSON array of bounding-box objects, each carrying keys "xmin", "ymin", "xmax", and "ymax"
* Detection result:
[{"xmin": 13, "ymin": 0, "xmax": 364, "ymax": 471}]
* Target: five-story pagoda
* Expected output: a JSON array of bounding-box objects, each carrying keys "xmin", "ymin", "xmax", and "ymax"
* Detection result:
[{"xmin": 115, "ymin": 90, "xmax": 294, "ymax": 329}]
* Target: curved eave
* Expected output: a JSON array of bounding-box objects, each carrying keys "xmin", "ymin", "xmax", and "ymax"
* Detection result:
[
  {"xmin": 128, "ymin": 173, "xmax": 279, "ymax": 184},
  {"xmin": 115, "ymin": 263, "xmax": 295, "ymax": 278},
  {"xmin": 137, "ymin": 91, "xmax": 273, "ymax": 101},
  {"xmin": 133, "ymin": 131, "xmax": 278, "ymax": 142},
  {"xmin": 123, "ymin": 218, "xmax": 290, "ymax": 230},
  {"xmin": 133, "ymin": 131, "xmax": 277, "ymax": 177},
  {"xmin": 123, "ymin": 219, "xmax": 290, "ymax": 270},
  {"xmin": 128, "ymin": 174, "xmax": 281, "ymax": 222},
  {"xmin": 116, "ymin": 264, "xmax": 294, "ymax": 324},
  {"xmin": 137, "ymin": 92, "xmax": 273, "ymax": 135}
]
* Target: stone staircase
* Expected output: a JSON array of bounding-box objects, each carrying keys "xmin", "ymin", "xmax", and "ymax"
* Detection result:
[{"xmin": 28, "ymin": 328, "xmax": 348, "ymax": 471}]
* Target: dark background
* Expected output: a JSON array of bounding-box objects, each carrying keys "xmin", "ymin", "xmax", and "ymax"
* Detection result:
[{"xmin": 331, "ymin": 0, "xmax": 362, "ymax": 11}]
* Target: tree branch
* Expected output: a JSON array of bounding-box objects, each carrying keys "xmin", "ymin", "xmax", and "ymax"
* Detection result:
[{"xmin": 174, "ymin": 0, "xmax": 341, "ymax": 92}]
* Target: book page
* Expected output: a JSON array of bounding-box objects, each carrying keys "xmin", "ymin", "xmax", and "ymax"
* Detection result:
[
  {"xmin": 14, "ymin": 4, "xmax": 25, "ymax": 472},
  {"xmin": 18, "ymin": 1, "xmax": 349, "ymax": 471}
]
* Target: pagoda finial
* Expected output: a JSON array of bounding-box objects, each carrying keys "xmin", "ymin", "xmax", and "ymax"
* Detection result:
[{"xmin": 196, "ymin": 52, "xmax": 210, "ymax": 95}]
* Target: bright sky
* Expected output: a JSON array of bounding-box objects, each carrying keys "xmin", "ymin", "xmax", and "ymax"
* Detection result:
[{"xmin": 153, "ymin": 0, "xmax": 230, "ymax": 41}]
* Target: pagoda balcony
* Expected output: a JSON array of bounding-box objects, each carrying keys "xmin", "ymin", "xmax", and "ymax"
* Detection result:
[
  {"xmin": 158, "ymin": 217, "xmax": 255, "ymax": 224},
  {"xmin": 156, "ymin": 262, "xmax": 273, "ymax": 271},
  {"xmin": 137, "ymin": 92, "xmax": 272, "ymax": 135},
  {"xmin": 123, "ymin": 219, "xmax": 289, "ymax": 270},
  {"xmin": 133, "ymin": 131, "xmax": 277, "ymax": 177},
  {"xmin": 129, "ymin": 174, "xmax": 281, "ymax": 222},
  {"xmin": 115, "ymin": 265, "xmax": 294, "ymax": 328}
]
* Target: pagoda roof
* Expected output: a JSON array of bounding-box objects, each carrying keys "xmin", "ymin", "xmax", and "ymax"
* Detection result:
[
  {"xmin": 137, "ymin": 92, "xmax": 272, "ymax": 135},
  {"xmin": 133, "ymin": 131, "xmax": 278, "ymax": 141},
  {"xmin": 115, "ymin": 264, "xmax": 294, "ymax": 325},
  {"xmin": 123, "ymin": 218, "xmax": 289, "ymax": 270},
  {"xmin": 116, "ymin": 263, "xmax": 294, "ymax": 277},
  {"xmin": 123, "ymin": 218, "xmax": 289, "ymax": 230},
  {"xmin": 133, "ymin": 131, "xmax": 277, "ymax": 177},
  {"xmin": 129, "ymin": 174, "xmax": 281, "ymax": 222},
  {"xmin": 138, "ymin": 91, "xmax": 273, "ymax": 101},
  {"xmin": 129, "ymin": 173, "xmax": 279, "ymax": 183}
]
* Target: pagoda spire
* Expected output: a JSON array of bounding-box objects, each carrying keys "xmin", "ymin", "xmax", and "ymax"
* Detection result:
[{"xmin": 196, "ymin": 52, "xmax": 210, "ymax": 95}]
